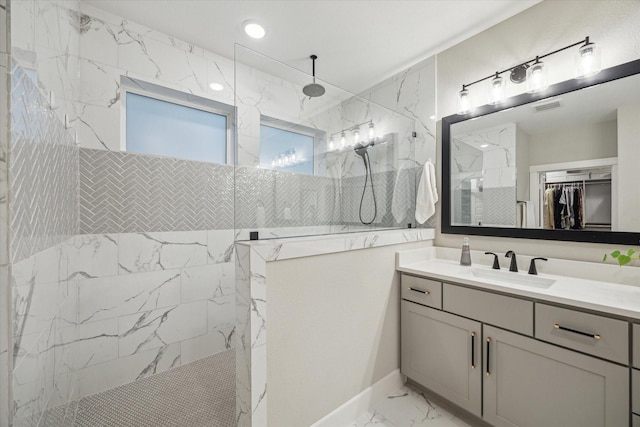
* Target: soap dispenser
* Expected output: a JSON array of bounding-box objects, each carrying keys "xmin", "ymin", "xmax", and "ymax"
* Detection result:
[{"xmin": 460, "ymin": 237, "xmax": 472, "ymax": 266}]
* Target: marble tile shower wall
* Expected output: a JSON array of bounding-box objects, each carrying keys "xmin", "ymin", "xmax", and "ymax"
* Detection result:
[
  {"xmin": 10, "ymin": 62, "xmax": 79, "ymax": 263},
  {"xmin": 8, "ymin": 2, "xmax": 81, "ymax": 424},
  {"xmin": 7, "ymin": 1, "xmax": 237, "ymax": 424},
  {"xmin": 1, "ymin": 1, "xmax": 10, "ymax": 424},
  {"xmin": 360, "ymin": 56, "xmax": 438, "ymax": 228},
  {"xmin": 9, "ymin": 54, "xmax": 80, "ymax": 427}
]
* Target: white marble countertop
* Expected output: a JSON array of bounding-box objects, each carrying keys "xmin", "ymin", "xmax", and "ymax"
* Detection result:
[{"xmin": 397, "ymin": 247, "xmax": 640, "ymax": 320}]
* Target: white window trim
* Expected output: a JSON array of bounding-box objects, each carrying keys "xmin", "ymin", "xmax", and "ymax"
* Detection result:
[{"xmin": 120, "ymin": 76, "xmax": 235, "ymax": 165}]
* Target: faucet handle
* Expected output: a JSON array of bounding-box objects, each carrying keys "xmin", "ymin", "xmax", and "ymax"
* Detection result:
[
  {"xmin": 528, "ymin": 257, "xmax": 548, "ymax": 275},
  {"xmin": 484, "ymin": 252, "xmax": 500, "ymax": 270}
]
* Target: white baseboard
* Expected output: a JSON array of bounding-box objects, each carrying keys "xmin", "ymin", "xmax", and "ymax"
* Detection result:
[{"xmin": 310, "ymin": 369, "xmax": 406, "ymax": 427}]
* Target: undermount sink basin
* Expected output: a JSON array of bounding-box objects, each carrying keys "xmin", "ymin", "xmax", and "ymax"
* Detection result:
[{"xmin": 470, "ymin": 268, "xmax": 556, "ymax": 288}]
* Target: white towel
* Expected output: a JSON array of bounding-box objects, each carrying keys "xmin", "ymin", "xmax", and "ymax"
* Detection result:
[
  {"xmin": 415, "ymin": 160, "xmax": 438, "ymax": 224},
  {"xmin": 526, "ymin": 201, "xmax": 536, "ymax": 228}
]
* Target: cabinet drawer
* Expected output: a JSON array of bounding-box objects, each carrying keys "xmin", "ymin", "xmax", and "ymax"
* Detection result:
[
  {"xmin": 634, "ymin": 324, "xmax": 640, "ymax": 368},
  {"xmin": 401, "ymin": 275, "xmax": 442, "ymax": 309},
  {"xmin": 443, "ymin": 283, "xmax": 533, "ymax": 335},
  {"xmin": 535, "ymin": 304, "xmax": 628, "ymax": 365},
  {"xmin": 634, "ymin": 369, "xmax": 640, "ymax": 415},
  {"xmin": 634, "ymin": 414, "xmax": 640, "ymax": 427}
]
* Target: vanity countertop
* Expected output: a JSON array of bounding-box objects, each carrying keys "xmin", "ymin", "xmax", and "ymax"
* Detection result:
[{"xmin": 397, "ymin": 248, "xmax": 640, "ymax": 320}]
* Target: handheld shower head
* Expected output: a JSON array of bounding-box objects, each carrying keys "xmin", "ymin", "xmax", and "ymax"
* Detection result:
[
  {"xmin": 354, "ymin": 141, "xmax": 375, "ymax": 158},
  {"xmin": 303, "ymin": 55, "xmax": 326, "ymax": 98}
]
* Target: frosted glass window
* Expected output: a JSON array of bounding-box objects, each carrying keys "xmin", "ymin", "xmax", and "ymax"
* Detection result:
[
  {"xmin": 260, "ymin": 124, "xmax": 314, "ymax": 175},
  {"xmin": 126, "ymin": 92, "xmax": 227, "ymax": 163}
]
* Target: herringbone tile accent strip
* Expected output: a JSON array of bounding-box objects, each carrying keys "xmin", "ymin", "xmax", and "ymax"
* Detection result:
[
  {"xmin": 79, "ymin": 149, "xmax": 234, "ymax": 234},
  {"xmin": 482, "ymin": 186, "xmax": 516, "ymax": 226},
  {"xmin": 9, "ymin": 62, "xmax": 79, "ymax": 263}
]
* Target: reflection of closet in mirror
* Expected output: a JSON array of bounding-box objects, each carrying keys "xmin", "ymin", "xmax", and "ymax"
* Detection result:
[
  {"xmin": 529, "ymin": 158, "xmax": 618, "ymax": 231},
  {"xmin": 542, "ymin": 167, "xmax": 612, "ymax": 231}
]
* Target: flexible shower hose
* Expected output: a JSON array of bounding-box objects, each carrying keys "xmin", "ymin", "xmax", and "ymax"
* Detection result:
[{"xmin": 359, "ymin": 150, "xmax": 377, "ymax": 225}]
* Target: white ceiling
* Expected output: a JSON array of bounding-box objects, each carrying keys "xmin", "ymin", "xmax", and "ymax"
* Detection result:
[{"xmin": 82, "ymin": 0, "xmax": 541, "ymax": 94}]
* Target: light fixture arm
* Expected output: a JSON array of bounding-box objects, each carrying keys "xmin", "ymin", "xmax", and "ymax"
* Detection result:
[{"xmin": 461, "ymin": 36, "xmax": 592, "ymax": 90}]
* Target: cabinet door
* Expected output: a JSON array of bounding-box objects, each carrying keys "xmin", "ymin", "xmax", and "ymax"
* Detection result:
[
  {"xmin": 401, "ymin": 300, "xmax": 481, "ymax": 416},
  {"xmin": 483, "ymin": 325, "xmax": 628, "ymax": 427}
]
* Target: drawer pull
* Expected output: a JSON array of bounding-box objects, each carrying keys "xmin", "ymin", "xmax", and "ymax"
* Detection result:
[
  {"xmin": 408, "ymin": 287, "xmax": 430, "ymax": 295},
  {"xmin": 471, "ymin": 332, "xmax": 476, "ymax": 369},
  {"xmin": 486, "ymin": 337, "xmax": 491, "ymax": 376},
  {"xmin": 553, "ymin": 323, "xmax": 601, "ymax": 340}
]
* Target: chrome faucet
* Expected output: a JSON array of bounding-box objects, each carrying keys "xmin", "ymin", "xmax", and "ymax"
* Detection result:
[{"xmin": 505, "ymin": 251, "xmax": 518, "ymax": 272}]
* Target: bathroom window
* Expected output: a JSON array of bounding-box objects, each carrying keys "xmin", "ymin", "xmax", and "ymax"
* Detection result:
[
  {"xmin": 259, "ymin": 117, "xmax": 322, "ymax": 175},
  {"xmin": 122, "ymin": 77, "xmax": 232, "ymax": 164}
]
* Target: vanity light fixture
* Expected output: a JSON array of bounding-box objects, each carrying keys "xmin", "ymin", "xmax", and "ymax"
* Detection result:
[
  {"xmin": 329, "ymin": 121, "xmax": 377, "ymax": 152},
  {"xmin": 272, "ymin": 149, "xmax": 300, "ymax": 168},
  {"xmin": 352, "ymin": 128, "xmax": 360, "ymax": 146},
  {"xmin": 576, "ymin": 37, "xmax": 601, "ymax": 78},
  {"xmin": 458, "ymin": 85, "xmax": 472, "ymax": 114},
  {"xmin": 526, "ymin": 57, "xmax": 548, "ymax": 93},
  {"xmin": 456, "ymin": 36, "xmax": 599, "ymax": 112},
  {"xmin": 244, "ymin": 20, "xmax": 266, "ymax": 39},
  {"xmin": 489, "ymin": 72, "xmax": 506, "ymax": 104}
]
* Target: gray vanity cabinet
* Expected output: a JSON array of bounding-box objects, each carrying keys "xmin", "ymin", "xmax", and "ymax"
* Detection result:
[
  {"xmin": 483, "ymin": 325, "xmax": 629, "ymax": 427},
  {"xmin": 400, "ymin": 300, "xmax": 482, "ymax": 417}
]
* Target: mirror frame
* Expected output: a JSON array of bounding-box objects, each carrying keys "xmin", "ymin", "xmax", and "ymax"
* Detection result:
[{"xmin": 442, "ymin": 59, "xmax": 640, "ymax": 245}]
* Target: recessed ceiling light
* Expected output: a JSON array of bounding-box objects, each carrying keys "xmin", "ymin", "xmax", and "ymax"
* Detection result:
[
  {"xmin": 244, "ymin": 21, "xmax": 266, "ymax": 39},
  {"xmin": 429, "ymin": 115, "xmax": 435, "ymax": 120},
  {"xmin": 209, "ymin": 82, "xmax": 224, "ymax": 91},
  {"xmin": 480, "ymin": 144, "xmax": 489, "ymax": 148}
]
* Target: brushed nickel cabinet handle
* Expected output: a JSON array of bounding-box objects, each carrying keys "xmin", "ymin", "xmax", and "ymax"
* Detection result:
[
  {"xmin": 408, "ymin": 287, "xmax": 430, "ymax": 295},
  {"xmin": 554, "ymin": 323, "xmax": 601, "ymax": 340}
]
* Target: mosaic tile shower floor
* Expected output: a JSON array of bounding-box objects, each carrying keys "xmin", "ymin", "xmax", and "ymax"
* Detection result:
[{"xmin": 34, "ymin": 349, "xmax": 235, "ymax": 427}]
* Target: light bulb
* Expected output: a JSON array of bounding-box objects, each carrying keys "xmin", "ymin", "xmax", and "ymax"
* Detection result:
[
  {"xmin": 353, "ymin": 129, "xmax": 360, "ymax": 145},
  {"xmin": 329, "ymin": 137, "xmax": 334, "ymax": 151},
  {"xmin": 368, "ymin": 122, "xmax": 375, "ymax": 139},
  {"xmin": 458, "ymin": 86, "xmax": 472, "ymax": 115},
  {"xmin": 340, "ymin": 131, "xmax": 346, "ymax": 149},
  {"xmin": 576, "ymin": 38, "xmax": 601, "ymax": 78},
  {"xmin": 488, "ymin": 73, "xmax": 505, "ymax": 104},
  {"xmin": 527, "ymin": 58, "xmax": 548, "ymax": 93},
  {"xmin": 244, "ymin": 21, "xmax": 266, "ymax": 39},
  {"xmin": 291, "ymin": 151, "xmax": 296, "ymax": 162}
]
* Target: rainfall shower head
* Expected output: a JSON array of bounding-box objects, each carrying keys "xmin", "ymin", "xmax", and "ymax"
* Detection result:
[{"xmin": 303, "ymin": 55, "xmax": 326, "ymax": 98}]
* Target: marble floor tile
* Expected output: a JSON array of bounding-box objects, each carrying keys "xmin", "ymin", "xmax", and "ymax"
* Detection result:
[{"xmin": 348, "ymin": 384, "xmax": 474, "ymax": 427}]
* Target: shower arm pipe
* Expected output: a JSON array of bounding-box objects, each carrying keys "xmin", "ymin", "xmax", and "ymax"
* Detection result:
[{"xmin": 329, "ymin": 120, "xmax": 375, "ymax": 139}]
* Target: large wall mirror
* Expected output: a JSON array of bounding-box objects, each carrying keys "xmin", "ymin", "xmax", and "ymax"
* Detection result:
[{"xmin": 442, "ymin": 59, "xmax": 640, "ymax": 245}]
